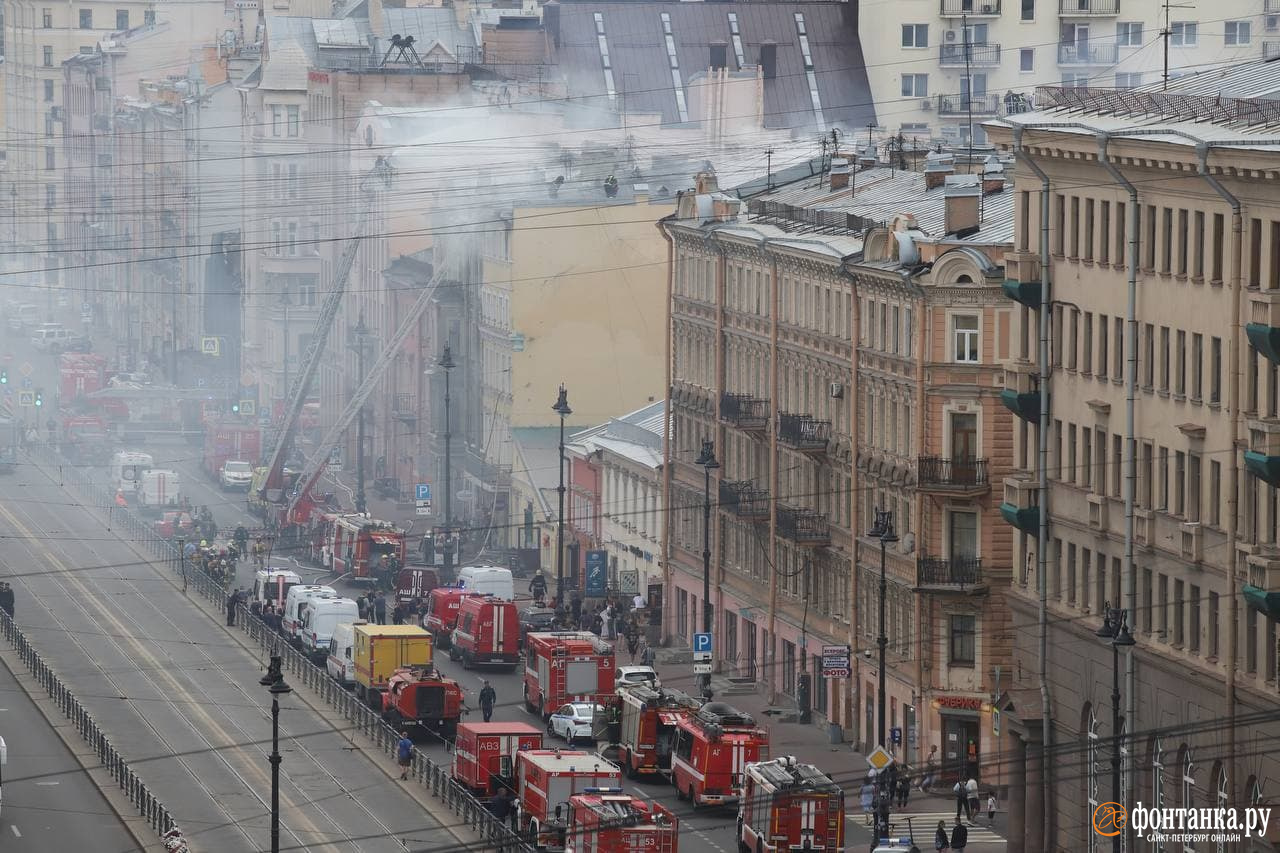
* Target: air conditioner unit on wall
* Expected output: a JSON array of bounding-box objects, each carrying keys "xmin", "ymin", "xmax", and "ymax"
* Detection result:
[
  {"xmin": 830, "ymin": 382, "xmax": 845, "ymax": 399},
  {"xmin": 945, "ymin": 30, "xmax": 958, "ymax": 41},
  {"xmin": 921, "ymin": 98, "xmax": 933, "ymax": 110}
]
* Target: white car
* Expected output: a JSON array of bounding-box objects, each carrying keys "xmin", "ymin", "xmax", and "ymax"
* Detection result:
[
  {"xmin": 221, "ymin": 460, "xmax": 254, "ymax": 490},
  {"xmin": 547, "ymin": 702, "xmax": 596, "ymax": 744},
  {"xmin": 615, "ymin": 665, "xmax": 660, "ymax": 688}
]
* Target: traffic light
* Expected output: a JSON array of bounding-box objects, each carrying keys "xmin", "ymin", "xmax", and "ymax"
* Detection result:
[
  {"xmin": 34, "ymin": 391, "xmax": 43, "ymax": 408},
  {"xmin": 231, "ymin": 401, "xmax": 240, "ymax": 414},
  {"xmin": 1, "ymin": 369, "xmax": 8, "ymax": 385}
]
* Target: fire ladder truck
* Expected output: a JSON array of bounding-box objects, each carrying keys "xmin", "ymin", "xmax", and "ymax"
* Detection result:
[
  {"xmin": 611, "ymin": 684, "xmax": 701, "ymax": 779},
  {"xmin": 736, "ymin": 756, "xmax": 845, "ymax": 853}
]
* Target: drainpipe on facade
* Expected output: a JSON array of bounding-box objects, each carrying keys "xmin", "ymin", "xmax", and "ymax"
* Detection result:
[
  {"xmin": 714, "ymin": 239, "xmax": 727, "ymax": 677},
  {"xmin": 1095, "ymin": 132, "xmax": 1139, "ymax": 821},
  {"xmin": 766, "ymin": 251, "xmax": 781, "ymax": 705},
  {"xmin": 912, "ymin": 271, "xmax": 927, "ymax": 770},
  {"xmin": 1012, "ymin": 124, "xmax": 1054, "ymax": 853},
  {"xmin": 658, "ymin": 213, "xmax": 676, "ymax": 647},
  {"xmin": 1196, "ymin": 142, "xmax": 1242, "ymax": 808},
  {"xmin": 849, "ymin": 276, "xmax": 863, "ymax": 740}
]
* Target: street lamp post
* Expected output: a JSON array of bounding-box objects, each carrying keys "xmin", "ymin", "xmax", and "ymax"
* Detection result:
[
  {"xmin": 439, "ymin": 345, "xmax": 455, "ymax": 533},
  {"xmin": 695, "ymin": 439, "xmax": 718, "ymax": 698},
  {"xmin": 552, "ymin": 386, "xmax": 572, "ymax": 607},
  {"xmin": 868, "ymin": 508, "xmax": 898, "ymax": 843},
  {"xmin": 1096, "ymin": 604, "xmax": 1135, "ymax": 853},
  {"xmin": 351, "ymin": 315, "xmax": 369, "ymax": 515},
  {"xmin": 177, "ymin": 535, "xmax": 187, "ymax": 596},
  {"xmin": 259, "ymin": 655, "xmax": 292, "ymax": 853}
]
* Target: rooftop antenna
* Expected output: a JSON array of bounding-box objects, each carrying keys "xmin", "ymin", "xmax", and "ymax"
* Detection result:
[
  {"xmin": 1159, "ymin": 0, "xmax": 1195, "ymax": 90},
  {"xmin": 765, "ymin": 148, "xmax": 774, "ymax": 191},
  {"xmin": 963, "ymin": 13, "xmax": 974, "ymax": 174}
]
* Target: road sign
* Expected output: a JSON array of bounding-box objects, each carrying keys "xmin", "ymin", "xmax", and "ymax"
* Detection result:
[
  {"xmin": 20, "ymin": 379, "xmax": 30, "ymax": 390},
  {"xmin": 692, "ymin": 632, "xmax": 713, "ymax": 659},
  {"xmin": 201, "ymin": 336, "xmax": 221, "ymax": 356},
  {"xmin": 415, "ymin": 483, "xmax": 432, "ymax": 501},
  {"xmin": 239, "ymin": 400, "xmax": 255, "ymax": 416},
  {"xmin": 618, "ymin": 570, "xmax": 639, "ymax": 595},
  {"xmin": 693, "ymin": 662, "xmax": 712, "ymax": 674},
  {"xmin": 17, "ymin": 391, "xmax": 33, "ymax": 407},
  {"xmin": 19, "ymin": 362, "xmax": 32, "ymax": 378},
  {"xmin": 866, "ymin": 745, "xmax": 895, "ymax": 773},
  {"xmin": 585, "ymin": 549, "xmax": 608, "ymax": 596},
  {"xmin": 992, "ymin": 709, "xmax": 1001, "ymax": 737},
  {"xmin": 891, "ymin": 726, "xmax": 902, "ymax": 745},
  {"xmin": 415, "ymin": 502, "xmax": 432, "ymax": 516}
]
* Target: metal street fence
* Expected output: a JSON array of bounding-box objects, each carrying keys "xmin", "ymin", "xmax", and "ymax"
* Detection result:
[
  {"xmin": 0, "ymin": 609, "xmax": 184, "ymax": 849},
  {"xmin": 32, "ymin": 442, "xmax": 530, "ymax": 853}
]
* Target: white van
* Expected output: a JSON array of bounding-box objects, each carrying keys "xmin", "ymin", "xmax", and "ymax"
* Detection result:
[
  {"xmin": 110, "ymin": 451, "xmax": 154, "ymax": 496},
  {"xmin": 31, "ymin": 324, "xmax": 70, "ymax": 352},
  {"xmin": 327, "ymin": 620, "xmax": 367, "ymax": 687},
  {"xmin": 281, "ymin": 584, "xmax": 338, "ymax": 646},
  {"xmin": 456, "ymin": 565, "xmax": 515, "ymax": 600},
  {"xmin": 252, "ymin": 569, "xmax": 302, "ymax": 608},
  {"xmin": 301, "ymin": 597, "xmax": 360, "ymax": 664},
  {"xmin": 136, "ymin": 469, "xmax": 181, "ymax": 516}
]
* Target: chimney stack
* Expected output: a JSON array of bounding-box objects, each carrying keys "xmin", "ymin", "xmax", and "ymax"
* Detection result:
[
  {"xmin": 829, "ymin": 157, "xmax": 850, "ymax": 191},
  {"xmin": 694, "ymin": 171, "xmax": 719, "ymax": 195},
  {"xmin": 368, "ymin": 0, "xmax": 385, "ymax": 38},
  {"xmin": 857, "ymin": 143, "xmax": 877, "ymax": 171},
  {"xmin": 981, "ymin": 155, "xmax": 1006, "ymax": 195},
  {"xmin": 758, "ymin": 41, "xmax": 777, "ymax": 79},
  {"xmin": 924, "ymin": 150, "xmax": 955, "ymax": 191},
  {"xmin": 544, "ymin": 0, "xmax": 561, "ymax": 49},
  {"xmin": 943, "ymin": 174, "xmax": 982, "ymax": 235}
]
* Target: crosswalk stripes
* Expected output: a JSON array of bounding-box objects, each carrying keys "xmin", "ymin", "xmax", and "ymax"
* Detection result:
[{"xmin": 877, "ymin": 811, "xmax": 1007, "ymax": 845}]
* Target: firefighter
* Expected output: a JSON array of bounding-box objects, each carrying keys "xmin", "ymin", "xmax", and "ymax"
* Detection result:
[
  {"xmin": 528, "ymin": 572, "xmax": 547, "ymax": 606},
  {"xmin": 252, "ymin": 537, "xmax": 267, "ymax": 569},
  {"xmin": 478, "ymin": 680, "xmax": 497, "ymax": 723},
  {"xmin": 234, "ymin": 524, "xmax": 249, "ymax": 555},
  {"xmin": 115, "ymin": 489, "xmax": 127, "ymax": 509}
]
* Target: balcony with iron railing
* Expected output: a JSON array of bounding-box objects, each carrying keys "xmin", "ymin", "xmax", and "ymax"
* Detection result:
[
  {"xmin": 939, "ymin": 42, "xmax": 1002, "ymax": 67},
  {"xmin": 1058, "ymin": 0, "xmax": 1120, "ymax": 14},
  {"xmin": 940, "ymin": 0, "xmax": 1001, "ymax": 15},
  {"xmin": 917, "ymin": 456, "xmax": 990, "ymax": 495},
  {"xmin": 720, "ymin": 391, "xmax": 770, "ymax": 433},
  {"xmin": 778, "ymin": 413, "xmax": 830, "ymax": 455},
  {"xmin": 1269, "ymin": 0, "xmax": 1280, "ymax": 13},
  {"xmin": 776, "ymin": 505, "xmax": 830, "ymax": 546},
  {"xmin": 936, "ymin": 93, "xmax": 1002, "ymax": 115},
  {"xmin": 1266, "ymin": 41, "xmax": 1280, "ymax": 61},
  {"xmin": 1058, "ymin": 42, "xmax": 1120, "ymax": 64},
  {"xmin": 916, "ymin": 556, "xmax": 987, "ymax": 592},
  {"xmin": 719, "ymin": 479, "xmax": 770, "ymax": 522},
  {"xmin": 391, "ymin": 392, "xmax": 417, "ymax": 423}
]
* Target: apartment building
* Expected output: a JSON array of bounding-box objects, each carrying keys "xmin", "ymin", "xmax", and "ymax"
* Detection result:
[
  {"xmin": 861, "ymin": 0, "xmax": 1267, "ymax": 145},
  {"xmin": 986, "ymin": 71, "xmax": 1280, "ymax": 851},
  {"xmin": 661, "ymin": 157, "xmax": 1016, "ymax": 765}
]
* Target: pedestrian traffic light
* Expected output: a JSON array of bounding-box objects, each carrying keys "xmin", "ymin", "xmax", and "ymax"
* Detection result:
[
  {"xmin": 34, "ymin": 391, "xmax": 42, "ymax": 408},
  {"xmin": 1, "ymin": 370, "xmax": 8, "ymax": 385},
  {"xmin": 231, "ymin": 401, "xmax": 240, "ymax": 414}
]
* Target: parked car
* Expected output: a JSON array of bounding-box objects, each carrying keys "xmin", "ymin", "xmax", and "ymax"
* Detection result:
[
  {"xmin": 31, "ymin": 325, "xmax": 71, "ymax": 352},
  {"xmin": 220, "ymin": 460, "xmax": 254, "ymax": 491},
  {"xmin": 615, "ymin": 665, "xmax": 660, "ymax": 689},
  {"xmin": 518, "ymin": 606, "xmax": 557, "ymax": 649},
  {"xmin": 547, "ymin": 702, "xmax": 596, "ymax": 744}
]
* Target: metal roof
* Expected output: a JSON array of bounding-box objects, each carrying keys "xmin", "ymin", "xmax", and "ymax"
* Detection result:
[
  {"xmin": 385, "ymin": 7, "xmax": 476, "ymax": 54},
  {"xmin": 1134, "ymin": 59, "xmax": 1280, "ymax": 101},
  {"xmin": 313, "ymin": 19, "xmax": 365, "ymax": 49},
  {"xmin": 553, "ymin": 2, "xmax": 875, "ymax": 129}
]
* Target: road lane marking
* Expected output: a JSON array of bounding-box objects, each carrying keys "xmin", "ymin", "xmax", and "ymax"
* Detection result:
[
  {"xmin": 10, "ymin": 825, "xmax": 20, "ymax": 837},
  {"xmin": 34, "ymin": 781, "xmax": 59, "ymax": 786}
]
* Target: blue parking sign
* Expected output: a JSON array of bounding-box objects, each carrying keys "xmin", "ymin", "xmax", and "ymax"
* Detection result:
[
  {"xmin": 693, "ymin": 633, "xmax": 713, "ymax": 654},
  {"xmin": 415, "ymin": 484, "xmax": 431, "ymax": 501}
]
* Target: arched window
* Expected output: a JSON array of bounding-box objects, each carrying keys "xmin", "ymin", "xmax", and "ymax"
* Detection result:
[
  {"xmin": 1152, "ymin": 737, "xmax": 1166, "ymax": 853},
  {"xmin": 1214, "ymin": 762, "xmax": 1228, "ymax": 853},
  {"xmin": 1248, "ymin": 775, "xmax": 1262, "ymax": 806},
  {"xmin": 1086, "ymin": 704, "xmax": 1100, "ymax": 853},
  {"xmin": 957, "ymin": 274, "xmax": 974, "ymax": 284},
  {"xmin": 1180, "ymin": 746, "xmax": 1196, "ymax": 852}
]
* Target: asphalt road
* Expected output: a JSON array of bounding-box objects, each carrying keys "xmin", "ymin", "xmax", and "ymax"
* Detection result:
[
  {"xmin": 0, "ymin": 333, "xmax": 470, "ymax": 853},
  {"xmin": 0, "ymin": 655, "xmax": 138, "ymax": 852}
]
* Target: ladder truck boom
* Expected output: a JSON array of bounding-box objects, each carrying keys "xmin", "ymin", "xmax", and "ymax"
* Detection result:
[
  {"xmin": 286, "ymin": 269, "xmax": 445, "ymax": 519},
  {"xmin": 260, "ymin": 158, "xmax": 393, "ymax": 502}
]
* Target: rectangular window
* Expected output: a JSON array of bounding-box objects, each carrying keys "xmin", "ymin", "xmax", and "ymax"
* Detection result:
[
  {"xmin": 1116, "ymin": 21, "xmax": 1143, "ymax": 46},
  {"xmin": 1188, "ymin": 452, "xmax": 1201, "ymax": 522},
  {"xmin": 1115, "ymin": 72, "xmax": 1143, "ymax": 89},
  {"xmin": 1158, "ymin": 573, "xmax": 1169, "ymax": 639},
  {"xmin": 1174, "ymin": 579, "xmax": 1185, "ymax": 646},
  {"xmin": 953, "ymin": 315, "xmax": 979, "ymax": 363},
  {"xmin": 1021, "ymin": 0, "xmax": 1034, "ymax": 20},
  {"xmin": 44, "ymin": 79, "xmax": 54, "ymax": 102},
  {"xmin": 1020, "ymin": 48, "xmax": 1034, "ymax": 71},
  {"xmin": 287, "ymin": 105, "xmax": 300, "ymax": 137},
  {"xmin": 1143, "ymin": 323, "xmax": 1155, "ymax": 387},
  {"xmin": 1175, "ymin": 451, "xmax": 1186, "ymax": 517},
  {"xmin": 1082, "ymin": 312, "xmax": 1093, "ymax": 373},
  {"xmin": 45, "ymin": 184, "xmax": 56, "ymax": 208},
  {"xmin": 1176, "ymin": 329, "xmax": 1187, "ymax": 395},
  {"xmin": 1067, "ymin": 544, "xmax": 1077, "ymax": 605},
  {"xmin": 116, "ymin": 8, "xmax": 128, "ymax": 29},
  {"xmin": 949, "ymin": 615, "xmax": 976, "ymax": 665},
  {"xmin": 1192, "ymin": 332, "xmax": 1203, "ymax": 400},
  {"xmin": 43, "ymin": 46, "xmax": 53, "ymax": 67},
  {"xmin": 1160, "ymin": 326, "xmax": 1170, "ymax": 391},
  {"xmin": 1209, "ymin": 591, "xmax": 1220, "ymax": 658},
  {"xmin": 1246, "ymin": 607, "xmax": 1257, "ymax": 674},
  {"xmin": 271, "ymin": 106, "xmax": 283, "ymax": 137},
  {"xmin": 44, "ymin": 147, "xmax": 54, "ymax": 170},
  {"xmin": 901, "ymin": 74, "xmax": 928, "ymax": 97},
  {"xmin": 1084, "ymin": 199, "xmax": 1095, "ymax": 260},
  {"xmin": 42, "ymin": 8, "xmax": 52, "ymax": 27},
  {"xmin": 1209, "ymin": 460, "xmax": 1221, "ymax": 526},
  {"xmin": 1142, "ymin": 569, "xmax": 1153, "ymax": 633},
  {"xmin": 1171, "ymin": 21, "xmax": 1197, "ymax": 46},
  {"xmin": 79, "ymin": 8, "xmax": 92, "ymax": 28},
  {"xmin": 1069, "ymin": 310, "xmax": 1079, "ymax": 370},
  {"xmin": 1194, "ymin": 211, "xmax": 1205, "ymax": 279},
  {"xmin": 1112, "ymin": 434, "xmax": 1122, "ymax": 499},
  {"xmin": 1140, "ymin": 442, "xmax": 1153, "ymax": 508},
  {"xmin": 1100, "ymin": 201, "xmax": 1111, "ymax": 264},
  {"xmin": 1070, "ymin": 196, "xmax": 1080, "ymax": 258},
  {"xmin": 1114, "ymin": 317, "xmax": 1124, "ymax": 379},
  {"xmin": 1054, "ymin": 194, "xmax": 1065, "ymax": 255},
  {"xmin": 1161, "ymin": 208, "xmax": 1173, "ymax": 273},
  {"xmin": 1210, "ymin": 336, "xmax": 1222, "ymax": 404},
  {"xmin": 1158, "ymin": 446, "xmax": 1169, "ymax": 510},
  {"xmin": 1177, "ymin": 209, "xmax": 1188, "ymax": 275},
  {"xmin": 1098, "ymin": 314, "xmax": 1108, "ymax": 379},
  {"xmin": 1190, "ymin": 586, "xmax": 1201, "ymax": 654},
  {"xmin": 144, "ymin": 9, "xmax": 155, "ymax": 25},
  {"xmin": 902, "ymin": 24, "xmax": 928, "ymax": 47},
  {"xmin": 1082, "ymin": 428, "xmax": 1093, "ymax": 489},
  {"xmin": 1225, "ymin": 21, "xmax": 1251, "ymax": 45},
  {"xmin": 1213, "ymin": 213, "xmax": 1225, "ymax": 281},
  {"xmin": 1067, "ymin": 424, "xmax": 1077, "ymax": 483}
]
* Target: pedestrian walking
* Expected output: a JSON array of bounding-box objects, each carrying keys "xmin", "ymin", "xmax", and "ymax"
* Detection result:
[
  {"xmin": 489, "ymin": 786, "xmax": 515, "ymax": 821},
  {"xmin": 396, "ymin": 731, "xmax": 413, "ymax": 780},
  {"xmin": 965, "ymin": 776, "xmax": 979, "ymax": 824},
  {"xmin": 897, "ymin": 772, "xmax": 912, "ymax": 808},
  {"xmin": 626, "ymin": 621, "xmax": 640, "ymax": 662},
  {"xmin": 226, "ymin": 589, "xmax": 240, "ymax": 626},
  {"xmin": 640, "ymin": 640, "xmax": 656, "ymax": 668},
  {"xmin": 392, "ymin": 602, "xmax": 405, "ymax": 625},
  {"xmin": 950, "ymin": 819, "xmax": 969, "ymax": 852},
  {"xmin": 934, "ymin": 820, "xmax": 950, "ymax": 851},
  {"xmin": 479, "ymin": 679, "xmax": 497, "ymax": 723},
  {"xmin": 860, "ymin": 775, "xmax": 876, "ymax": 826},
  {"xmin": 921, "ymin": 745, "xmax": 939, "ymax": 791},
  {"xmin": 373, "ymin": 593, "xmax": 388, "ymax": 625},
  {"xmin": 986, "ymin": 792, "xmax": 997, "ymax": 823},
  {"xmin": 953, "ymin": 781, "xmax": 969, "ymax": 822},
  {"xmin": 0, "ymin": 581, "xmax": 14, "ymax": 617}
]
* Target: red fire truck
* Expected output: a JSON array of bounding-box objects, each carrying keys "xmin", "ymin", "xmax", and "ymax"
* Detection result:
[
  {"xmin": 322, "ymin": 514, "xmax": 406, "ymax": 583},
  {"xmin": 377, "ymin": 665, "xmax": 466, "ymax": 739},
  {"xmin": 564, "ymin": 791, "xmax": 678, "ymax": 853},
  {"xmin": 515, "ymin": 750, "xmax": 621, "ymax": 851},
  {"xmin": 448, "ymin": 596, "xmax": 520, "ymax": 670},
  {"xmin": 59, "ymin": 352, "xmax": 107, "ymax": 401},
  {"xmin": 613, "ymin": 685, "xmax": 701, "ymax": 779},
  {"xmin": 202, "ymin": 421, "xmax": 261, "ymax": 480},
  {"xmin": 423, "ymin": 587, "xmax": 481, "ymax": 648},
  {"xmin": 58, "ymin": 413, "xmax": 111, "ymax": 464},
  {"xmin": 737, "ymin": 757, "xmax": 845, "ymax": 853},
  {"xmin": 670, "ymin": 703, "xmax": 769, "ymax": 808},
  {"xmin": 394, "ymin": 565, "xmax": 439, "ymax": 604},
  {"xmin": 452, "ymin": 721, "xmax": 543, "ymax": 797},
  {"xmin": 523, "ymin": 632, "xmax": 616, "ymax": 719}
]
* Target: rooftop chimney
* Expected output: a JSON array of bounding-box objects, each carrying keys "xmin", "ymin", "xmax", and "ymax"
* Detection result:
[
  {"xmin": 710, "ymin": 42, "xmax": 727, "ymax": 71},
  {"xmin": 758, "ymin": 41, "xmax": 777, "ymax": 80},
  {"xmin": 633, "ymin": 183, "xmax": 650, "ymax": 204},
  {"xmin": 943, "ymin": 174, "xmax": 981, "ymax": 236},
  {"xmin": 981, "ymin": 155, "xmax": 1006, "ymax": 195},
  {"xmin": 856, "ymin": 143, "xmax": 877, "ymax": 171},
  {"xmin": 829, "ymin": 157, "xmax": 850, "ymax": 191},
  {"xmin": 924, "ymin": 150, "xmax": 955, "ymax": 191},
  {"xmin": 694, "ymin": 171, "xmax": 719, "ymax": 195},
  {"xmin": 368, "ymin": 0, "xmax": 385, "ymax": 38},
  {"xmin": 544, "ymin": 0, "xmax": 561, "ymax": 49}
]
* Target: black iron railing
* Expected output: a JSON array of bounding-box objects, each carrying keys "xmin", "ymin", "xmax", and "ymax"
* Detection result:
[
  {"xmin": 720, "ymin": 392, "xmax": 770, "ymax": 431},
  {"xmin": 719, "ymin": 480, "xmax": 770, "ymax": 520},
  {"xmin": 776, "ymin": 505, "xmax": 830, "ymax": 544},
  {"xmin": 917, "ymin": 556, "xmax": 984, "ymax": 587},
  {"xmin": 778, "ymin": 413, "xmax": 831, "ymax": 452},
  {"xmin": 918, "ymin": 456, "xmax": 989, "ymax": 489},
  {"xmin": 939, "ymin": 43, "xmax": 1002, "ymax": 66}
]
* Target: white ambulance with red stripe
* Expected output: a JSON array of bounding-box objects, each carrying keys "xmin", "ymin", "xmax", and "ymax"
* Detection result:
[
  {"xmin": 737, "ymin": 756, "xmax": 845, "ymax": 852},
  {"xmin": 669, "ymin": 702, "xmax": 769, "ymax": 808}
]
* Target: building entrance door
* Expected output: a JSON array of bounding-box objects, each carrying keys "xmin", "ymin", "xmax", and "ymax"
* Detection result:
[{"xmin": 942, "ymin": 715, "xmax": 980, "ymax": 784}]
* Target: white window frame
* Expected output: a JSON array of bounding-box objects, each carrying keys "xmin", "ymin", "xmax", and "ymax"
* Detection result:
[
  {"xmin": 1224, "ymin": 20, "xmax": 1250, "ymax": 46},
  {"xmin": 902, "ymin": 23, "xmax": 928, "ymax": 48},
  {"xmin": 1116, "ymin": 21, "xmax": 1143, "ymax": 47},
  {"xmin": 286, "ymin": 105, "xmax": 300, "ymax": 137},
  {"xmin": 1115, "ymin": 72, "xmax": 1143, "ymax": 89},
  {"xmin": 953, "ymin": 314, "xmax": 980, "ymax": 364},
  {"xmin": 901, "ymin": 73, "xmax": 928, "ymax": 98},
  {"xmin": 1020, "ymin": 48, "xmax": 1034, "ymax": 72},
  {"xmin": 270, "ymin": 105, "xmax": 283, "ymax": 137},
  {"xmin": 1171, "ymin": 21, "xmax": 1197, "ymax": 46}
]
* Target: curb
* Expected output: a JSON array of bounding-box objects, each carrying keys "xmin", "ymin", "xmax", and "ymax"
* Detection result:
[{"xmin": 0, "ymin": 647, "xmax": 164, "ymax": 853}]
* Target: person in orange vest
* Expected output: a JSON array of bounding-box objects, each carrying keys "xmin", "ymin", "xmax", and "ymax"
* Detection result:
[{"xmin": 115, "ymin": 489, "xmax": 127, "ymax": 508}]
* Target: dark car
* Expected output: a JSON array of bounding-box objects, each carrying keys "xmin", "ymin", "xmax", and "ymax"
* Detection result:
[
  {"xmin": 518, "ymin": 606, "xmax": 557, "ymax": 649},
  {"xmin": 63, "ymin": 333, "xmax": 92, "ymax": 353}
]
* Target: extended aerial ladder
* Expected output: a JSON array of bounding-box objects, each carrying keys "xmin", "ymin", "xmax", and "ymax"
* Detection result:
[
  {"xmin": 258, "ymin": 157, "xmax": 393, "ymax": 511},
  {"xmin": 283, "ymin": 268, "xmax": 446, "ymax": 525}
]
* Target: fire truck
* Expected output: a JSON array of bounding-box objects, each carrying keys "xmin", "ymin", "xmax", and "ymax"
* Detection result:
[
  {"xmin": 394, "ymin": 565, "xmax": 439, "ymax": 604},
  {"xmin": 321, "ymin": 514, "xmax": 406, "ymax": 583},
  {"xmin": 58, "ymin": 413, "xmax": 111, "ymax": 464},
  {"xmin": 452, "ymin": 721, "xmax": 543, "ymax": 797},
  {"xmin": 612, "ymin": 685, "xmax": 702, "ymax": 779},
  {"xmin": 523, "ymin": 632, "xmax": 615, "ymax": 719},
  {"xmin": 376, "ymin": 664, "xmax": 466, "ymax": 739},
  {"xmin": 202, "ymin": 421, "xmax": 261, "ymax": 481},
  {"xmin": 515, "ymin": 750, "xmax": 621, "ymax": 851},
  {"xmin": 670, "ymin": 703, "xmax": 769, "ymax": 808},
  {"xmin": 736, "ymin": 757, "xmax": 845, "ymax": 853},
  {"xmin": 423, "ymin": 586, "xmax": 480, "ymax": 648},
  {"xmin": 564, "ymin": 790, "xmax": 678, "ymax": 853},
  {"xmin": 448, "ymin": 595, "xmax": 520, "ymax": 670}
]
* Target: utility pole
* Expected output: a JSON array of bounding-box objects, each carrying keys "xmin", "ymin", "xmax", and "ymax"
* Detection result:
[
  {"xmin": 765, "ymin": 149, "xmax": 774, "ymax": 191},
  {"xmin": 963, "ymin": 13, "xmax": 974, "ymax": 171},
  {"xmin": 352, "ymin": 315, "xmax": 369, "ymax": 515},
  {"xmin": 1160, "ymin": 0, "xmax": 1195, "ymax": 91}
]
